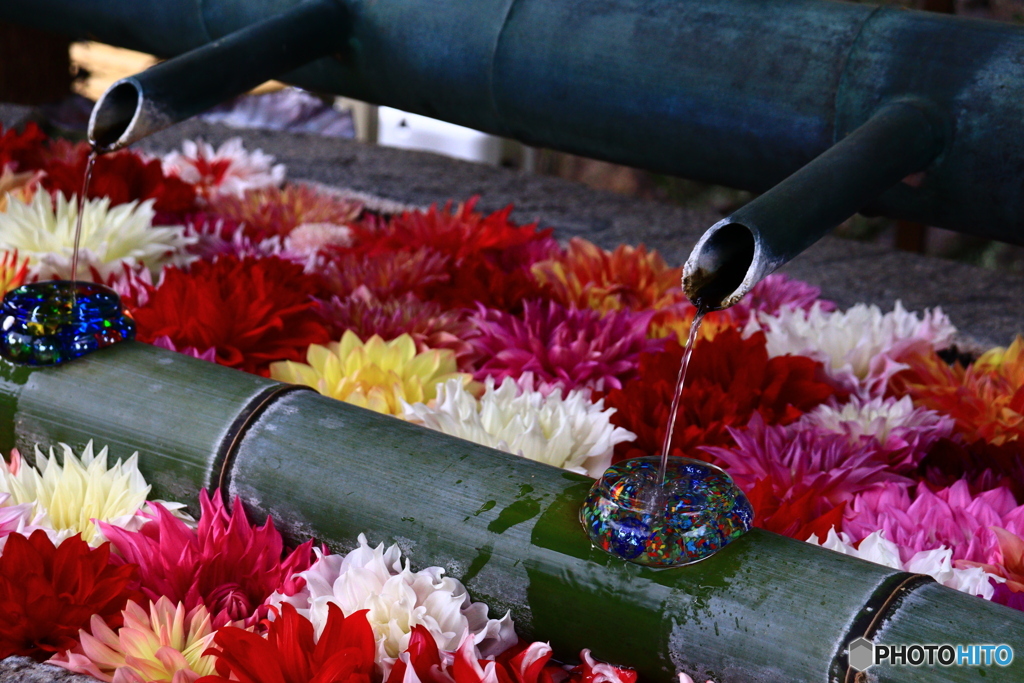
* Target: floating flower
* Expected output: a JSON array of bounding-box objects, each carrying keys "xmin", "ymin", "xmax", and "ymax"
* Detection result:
[
  {"xmin": 209, "ymin": 184, "xmax": 362, "ymax": 239},
  {"xmin": 0, "ymin": 191, "xmax": 194, "ymax": 280},
  {"xmin": 270, "ymin": 534, "xmax": 517, "ymax": 672},
  {"xmin": 531, "ymin": 238, "xmax": 683, "ymax": 313},
  {"xmin": 0, "ymin": 441, "xmax": 190, "ymax": 546},
  {"xmin": 162, "ymin": 138, "xmax": 286, "ymax": 200},
  {"xmin": 404, "ymin": 376, "xmax": 636, "ymax": 477},
  {"xmin": 602, "ymin": 329, "xmax": 836, "ymax": 462},
  {"xmin": 319, "ymin": 249, "xmax": 452, "ymax": 301},
  {"xmin": 349, "ymin": 200, "xmax": 557, "ymax": 312},
  {"xmin": 0, "ymin": 530, "xmax": 138, "ymax": 661},
  {"xmin": 744, "ymin": 475, "xmax": 846, "ymax": 543},
  {"xmin": 101, "ymin": 490, "xmax": 316, "ymax": 628},
  {"xmin": 0, "ymin": 167, "xmax": 40, "ymax": 212},
  {"xmin": 317, "ymin": 287, "xmax": 478, "ymax": 370},
  {"xmin": 0, "ymin": 123, "xmax": 48, "ymax": 172},
  {"xmin": 352, "ymin": 199, "xmax": 554, "ymax": 265},
  {"xmin": 286, "ymin": 222, "xmax": 354, "ymax": 258},
  {"xmin": 182, "ymin": 214, "xmax": 285, "ymax": 262},
  {"xmin": 387, "ymin": 626, "xmax": 636, "ymax": 683},
  {"xmin": 131, "ymin": 256, "xmax": 330, "ymax": 376},
  {"xmin": 749, "ymin": 300, "xmax": 955, "ymax": 394},
  {"xmin": 958, "ymin": 527, "xmax": 1024, "ymax": 608},
  {"xmin": 152, "ymin": 335, "xmax": 219, "ymax": 363},
  {"xmin": 51, "ymin": 597, "xmax": 221, "ymax": 683},
  {"xmin": 271, "ymin": 331, "xmax": 474, "ymax": 416},
  {"xmin": 889, "ymin": 337, "xmax": 1024, "ymax": 445},
  {"xmin": 0, "ymin": 492, "xmax": 41, "ymax": 552},
  {"xmin": 810, "ymin": 528, "xmax": 998, "ymax": 599},
  {"xmin": 0, "ymin": 249, "xmax": 28, "ymax": 295},
  {"xmin": 843, "ymin": 480, "xmax": 1024, "ymax": 565},
  {"xmin": 42, "ymin": 145, "xmax": 197, "ymax": 215},
  {"xmin": 470, "ymin": 301, "xmax": 659, "ymax": 393},
  {"xmin": 800, "ymin": 395, "xmax": 953, "ymax": 471},
  {"xmin": 729, "ymin": 274, "xmax": 833, "ymax": 322},
  {"xmin": 704, "ymin": 415, "xmax": 911, "ymax": 521},
  {"xmin": 197, "ymin": 602, "xmax": 375, "ymax": 683}
]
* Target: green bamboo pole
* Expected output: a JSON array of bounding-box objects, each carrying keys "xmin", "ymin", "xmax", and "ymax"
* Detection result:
[{"xmin": 1, "ymin": 342, "xmax": 1022, "ymax": 682}]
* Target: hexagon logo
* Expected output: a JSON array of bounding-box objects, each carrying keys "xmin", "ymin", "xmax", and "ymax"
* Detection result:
[{"xmin": 848, "ymin": 637, "xmax": 875, "ymax": 672}]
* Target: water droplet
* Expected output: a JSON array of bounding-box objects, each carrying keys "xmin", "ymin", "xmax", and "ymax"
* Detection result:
[
  {"xmin": 580, "ymin": 456, "xmax": 752, "ymax": 568},
  {"xmin": 0, "ymin": 281, "xmax": 135, "ymax": 366}
]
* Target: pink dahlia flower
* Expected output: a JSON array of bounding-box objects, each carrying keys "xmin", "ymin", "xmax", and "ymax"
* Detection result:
[
  {"xmin": 799, "ymin": 395, "xmax": 954, "ymax": 472},
  {"xmin": 100, "ymin": 489, "xmax": 315, "ymax": 628},
  {"xmin": 729, "ymin": 273, "xmax": 834, "ymax": 323},
  {"xmin": 843, "ymin": 480, "xmax": 1024, "ymax": 565},
  {"xmin": 703, "ymin": 415, "xmax": 912, "ymax": 518},
  {"xmin": 470, "ymin": 300, "xmax": 661, "ymax": 392}
]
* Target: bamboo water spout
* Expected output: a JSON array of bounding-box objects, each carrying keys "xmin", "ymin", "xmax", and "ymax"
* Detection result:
[
  {"xmin": 1, "ymin": 343, "xmax": 1023, "ymax": 683},
  {"xmin": 4, "ymin": 0, "xmax": 1024, "ymax": 254}
]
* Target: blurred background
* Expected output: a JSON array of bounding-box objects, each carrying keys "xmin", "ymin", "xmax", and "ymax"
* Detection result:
[{"xmin": 2, "ymin": 0, "xmax": 1023, "ymax": 271}]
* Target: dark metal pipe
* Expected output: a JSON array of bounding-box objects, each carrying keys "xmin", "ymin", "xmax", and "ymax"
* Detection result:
[
  {"xmin": 682, "ymin": 99, "xmax": 946, "ymax": 308},
  {"xmin": 88, "ymin": 0, "xmax": 348, "ymax": 151},
  {"xmin": 4, "ymin": 0, "xmax": 1024, "ymax": 247}
]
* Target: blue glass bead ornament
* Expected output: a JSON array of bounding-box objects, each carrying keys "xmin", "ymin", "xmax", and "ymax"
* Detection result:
[
  {"xmin": 0, "ymin": 281, "xmax": 135, "ymax": 366},
  {"xmin": 580, "ymin": 456, "xmax": 753, "ymax": 568}
]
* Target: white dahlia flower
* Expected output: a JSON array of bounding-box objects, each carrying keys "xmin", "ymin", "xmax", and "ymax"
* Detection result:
[
  {"xmin": 0, "ymin": 191, "xmax": 194, "ymax": 280},
  {"xmin": 403, "ymin": 375, "xmax": 635, "ymax": 477},
  {"xmin": 270, "ymin": 534, "xmax": 517, "ymax": 674},
  {"xmin": 747, "ymin": 300, "xmax": 956, "ymax": 394},
  {"xmin": 162, "ymin": 137, "xmax": 286, "ymax": 198},
  {"xmin": 810, "ymin": 528, "xmax": 1000, "ymax": 599}
]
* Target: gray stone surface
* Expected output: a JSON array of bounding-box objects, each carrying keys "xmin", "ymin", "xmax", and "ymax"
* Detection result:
[
  {"xmin": 0, "ymin": 659, "xmax": 92, "ymax": 683},
  {"xmin": 0, "ymin": 104, "xmax": 37, "ymax": 131},
  {"xmin": 137, "ymin": 119, "xmax": 1024, "ymax": 348}
]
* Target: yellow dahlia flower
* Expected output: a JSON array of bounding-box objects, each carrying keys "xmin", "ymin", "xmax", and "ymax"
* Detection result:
[
  {"xmin": 51, "ymin": 597, "xmax": 221, "ymax": 683},
  {"xmin": 270, "ymin": 331, "xmax": 475, "ymax": 415},
  {"xmin": 0, "ymin": 441, "xmax": 185, "ymax": 545}
]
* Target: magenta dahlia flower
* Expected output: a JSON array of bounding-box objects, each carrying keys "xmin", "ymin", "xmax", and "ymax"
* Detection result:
[
  {"xmin": 730, "ymin": 273, "xmax": 834, "ymax": 322},
  {"xmin": 100, "ymin": 489, "xmax": 315, "ymax": 628},
  {"xmin": 703, "ymin": 415, "xmax": 912, "ymax": 517},
  {"xmin": 843, "ymin": 480, "xmax": 1024, "ymax": 565},
  {"xmin": 470, "ymin": 300, "xmax": 661, "ymax": 392}
]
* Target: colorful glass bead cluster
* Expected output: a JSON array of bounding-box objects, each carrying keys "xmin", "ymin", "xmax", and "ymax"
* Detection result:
[
  {"xmin": 0, "ymin": 281, "xmax": 135, "ymax": 366},
  {"xmin": 580, "ymin": 456, "xmax": 753, "ymax": 567}
]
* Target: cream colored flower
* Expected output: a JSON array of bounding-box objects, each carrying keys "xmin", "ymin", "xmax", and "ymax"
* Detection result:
[
  {"xmin": 50, "ymin": 597, "xmax": 221, "ymax": 683},
  {"xmin": 810, "ymin": 528, "xmax": 999, "ymax": 599},
  {"xmin": 270, "ymin": 534, "xmax": 516, "ymax": 675},
  {"xmin": 747, "ymin": 300, "xmax": 955, "ymax": 394},
  {"xmin": 404, "ymin": 375, "xmax": 635, "ymax": 477},
  {"xmin": 0, "ymin": 191, "xmax": 195, "ymax": 280},
  {"xmin": 270, "ymin": 331, "xmax": 475, "ymax": 416},
  {"xmin": 1, "ymin": 442, "xmax": 191, "ymax": 545}
]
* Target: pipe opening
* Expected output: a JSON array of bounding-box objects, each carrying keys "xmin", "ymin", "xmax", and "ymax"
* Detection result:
[
  {"xmin": 89, "ymin": 80, "xmax": 141, "ymax": 150},
  {"xmin": 683, "ymin": 221, "xmax": 755, "ymax": 310}
]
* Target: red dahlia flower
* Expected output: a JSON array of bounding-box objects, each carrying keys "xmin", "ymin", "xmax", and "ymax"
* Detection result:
[
  {"xmin": 602, "ymin": 328, "xmax": 836, "ymax": 462},
  {"xmin": 745, "ymin": 475, "xmax": 846, "ymax": 542},
  {"xmin": 388, "ymin": 625, "xmax": 636, "ymax": 683},
  {"xmin": 101, "ymin": 490, "xmax": 316, "ymax": 629},
  {"xmin": 0, "ymin": 530, "xmax": 139, "ymax": 661},
  {"xmin": 0, "ymin": 122, "xmax": 48, "ymax": 172},
  {"xmin": 41, "ymin": 144, "xmax": 197, "ymax": 215},
  {"xmin": 199, "ymin": 603, "xmax": 375, "ymax": 683},
  {"xmin": 131, "ymin": 255, "xmax": 330, "ymax": 375}
]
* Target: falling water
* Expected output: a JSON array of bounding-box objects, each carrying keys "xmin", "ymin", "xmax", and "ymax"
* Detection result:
[
  {"xmin": 69, "ymin": 151, "xmax": 98, "ymax": 290},
  {"xmin": 658, "ymin": 306, "xmax": 707, "ymax": 485}
]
